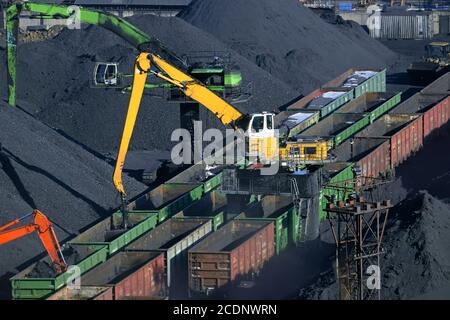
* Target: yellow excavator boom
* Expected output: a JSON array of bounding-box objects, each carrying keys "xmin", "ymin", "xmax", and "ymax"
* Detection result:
[
  {"xmin": 113, "ymin": 52, "xmax": 245, "ymax": 200},
  {"xmin": 150, "ymin": 54, "xmax": 244, "ymax": 126},
  {"xmin": 113, "ymin": 53, "xmax": 150, "ymax": 196}
]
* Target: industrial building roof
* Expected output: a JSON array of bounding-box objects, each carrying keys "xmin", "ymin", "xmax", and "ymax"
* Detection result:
[{"xmin": 74, "ymin": 0, "xmax": 192, "ymax": 6}]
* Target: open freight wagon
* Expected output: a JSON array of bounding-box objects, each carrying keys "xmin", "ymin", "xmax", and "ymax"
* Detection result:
[
  {"xmin": 319, "ymin": 162, "xmax": 355, "ymax": 221},
  {"xmin": 235, "ymin": 195, "xmax": 299, "ymax": 254},
  {"xmin": 125, "ymin": 217, "xmax": 215, "ymax": 299},
  {"xmin": 46, "ymin": 252, "xmax": 167, "ymax": 300},
  {"xmin": 337, "ymin": 92, "xmax": 401, "ymax": 123},
  {"xmin": 298, "ymin": 113, "xmax": 370, "ymax": 148},
  {"xmin": 46, "ymin": 286, "xmax": 114, "ymax": 300},
  {"xmin": 333, "ymin": 137, "xmax": 392, "ymax": 180},
  {"xmin": 188, "ymin": 220, "xmax": 275, "ymax": 296},
  {"xmin": 322, "ymin": 68, "xmax": 387, "ymax": 98},
  {"xmin": 420, "ymin": 71, "xmax": 450, "ymax": 95},
  {"xmin": 174, "ymin": 189, "xmax": 236, "ymax": 226},
  {"xmin": 287, "ymin": 87, "xmax": 354, "ymax": 118},
  {"xmin": 167, "ymin": 161, "xmax": 224, "ymax": 193},
  {"xmin": 356, "ymin": 114, "xmax": 424, "ymax": 168},
  {"xmin": 68, "ymin": 182, "xmax": 204, "ymax": 252},
  {"xmin": 389, "ymin": 91, "xmax": 450, "ymax": 139},
  {"xmin": 129, "ymin": 182, "xmax": 204, "ymax": 222},
  {"xmin": 275, "ymin": 110, "xmax": 321, "ymax": 139},
  {"xmin": 10, "ymin": 244, "xmax": 109, "ymax": 299},
  {"xmin": 67, "ymin": 210, "xmax": 159, "ymax": 255}
]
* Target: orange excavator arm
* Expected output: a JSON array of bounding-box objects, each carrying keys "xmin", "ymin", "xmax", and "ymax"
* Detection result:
[{"xmin": 0, "ymin": 209, "xmax": 67, "ymax": 273}]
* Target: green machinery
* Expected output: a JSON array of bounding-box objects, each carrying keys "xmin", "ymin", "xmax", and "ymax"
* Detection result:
[
  {"xmin": 95, "ymin": 52, "xmax": 249, "ymax": 102},
  {"xmin": 407, "ymin": 42, "xmax": 450, "ymax": 83},
  {"xmin": 5, "ymin": 1, "xmax": 250, "ymax": 106}
]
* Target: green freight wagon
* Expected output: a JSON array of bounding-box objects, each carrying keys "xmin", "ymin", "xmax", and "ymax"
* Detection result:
[
  {"xmin": 323, "ymin": 68, "xmax": 387, "ymax": 98},
  {"xmin": 275, "ymin": 110, "xmax": 321, "ymax": 139},
  {"xmin": 129, "ymin": 182, "xmax": 204, "ymax": 222},
  {"xmin": 174, "ymin": 190, "xmax": 228, "ymax": 230},
  {"xmin": 287, "ymin": 87, "xmax": 354, "ymax": 118},
  {"xmin": 11, "ymin": 244, "xmax": 108, "ymax": 299},
  {"xmin": 298, "ymin": 113, "xmax": 371, "ymax": 148},
  {"xmin": 69, "ymin": 211, "xmax": 159, "ymax": 255},
  {"xmin": 319, "ymin": 163, "xmax": 355, "ymax": 221},
  {"xmin": 173, "ymin": 189, "xmax": 255, "ymax": 229},
  {"xmin": 167, "ymin": 162, "xmax": 223, "ymax": 193},
  {"xmin": 337, "ymin": 92, "xmax": 402, "ymax": 123},
  {"xmin": 235, "ymin": 195, "xmax": 295, "ymax": 254}
]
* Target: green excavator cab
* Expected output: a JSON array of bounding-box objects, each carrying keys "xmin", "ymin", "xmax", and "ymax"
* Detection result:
[
  {"xmin": 92, "ymin": 53, "xmax": 251, "ymax": 103},
  {"xmin": 168, "ymin": 52, "xmax": 251, "ymax": 103}
]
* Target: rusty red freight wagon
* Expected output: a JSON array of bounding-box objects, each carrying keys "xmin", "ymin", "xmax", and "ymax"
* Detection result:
[
  {"xmin": 420, "ymin": 71, "xmax": 450, "ymax": 95},
  {"xmin": 125, "ymin": 217, "xmax": 213, "ymax": 299},
  {"xmin": 188, "ymin": 220, "xmax": 274, "ymax": 295},
  {"xmin": 356, "ymin": 114, "xmax": 423, "ymax": 168},
  {"xmin": 46, "ymin": 286, "xmax": 114, "ymax": 300},
  {"xmin": 77, "ymin": 251, "xmax": 166, "ymax": 300},
  {"xmin": 389, "ymin": 92, "xmax": 450, "ymax": 139},
  {"xmin": 333, "ymin": 137, "xmax": 391, "ymax": 179}
]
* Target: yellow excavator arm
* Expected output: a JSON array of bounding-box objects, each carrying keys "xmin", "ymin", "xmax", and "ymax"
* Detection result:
[{"xmin": 112, "ymin": 52, "xmax": 245, "ymax": 200}]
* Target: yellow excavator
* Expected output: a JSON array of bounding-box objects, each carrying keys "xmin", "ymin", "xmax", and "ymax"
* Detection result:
[{"xmin": 112, "ymin": 52, "xmax": 331, "ymax": 221}]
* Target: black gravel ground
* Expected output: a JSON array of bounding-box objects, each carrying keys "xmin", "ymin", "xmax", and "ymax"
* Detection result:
[
  {"xmin": 180, "ymin": 0, "xmax": 399, "ymax": 93},
  {"xmin": 0, "ymin": 103, "xmax": 147, "ymax": 299}
]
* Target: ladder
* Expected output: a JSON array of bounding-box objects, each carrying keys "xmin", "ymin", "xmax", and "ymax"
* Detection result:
[
  {"xmin": 290, "ymin": 178, "xmax": 302, "ymax": 242},
  {"xmin": 291, "ymin": 178, "xmax": 313, "ymax": 242}
]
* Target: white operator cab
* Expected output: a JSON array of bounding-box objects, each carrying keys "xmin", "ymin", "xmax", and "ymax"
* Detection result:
[
  {"xmin": 93, "ymin": 62, "xmax": 119, "ymax": 87},
  {"xmin": 247, "ymin": 112, "xmax": 275, "ymax": 139},
  {"xmin": 246, "ymin": 112, "xmax": 277, "ymax": 162}
]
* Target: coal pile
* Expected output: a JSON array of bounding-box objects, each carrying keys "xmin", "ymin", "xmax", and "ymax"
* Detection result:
[
  {"xmin": 381, "ymin": 191, "xmax": 450, "ymax": 299},
  {"xmin": 0, "ymin": 103, "xmax": 146, "ymax": 298},
  {"xmin": 299, "ymin": 191, "xmax": 450, "ymax": 300},
  {"xmin": 0, "ymin": 15, "xmax": 297, "ymax": 154},
  {"xmin": 180, "ymin": 0, "xmax": 398, "ymax": 93}
]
